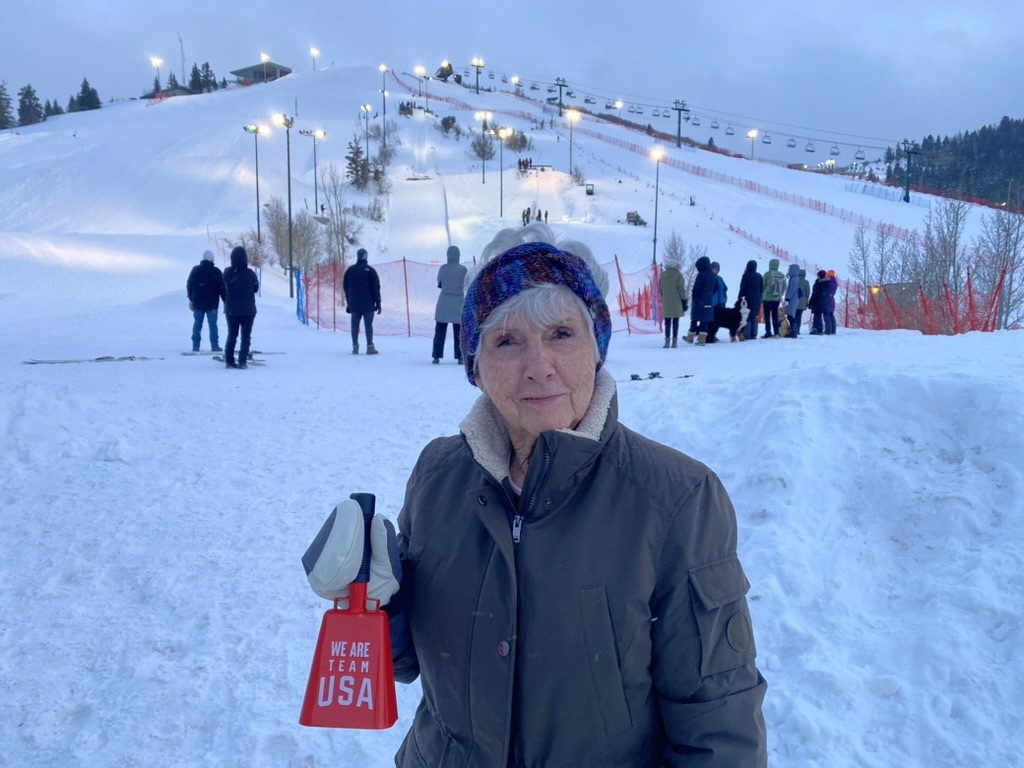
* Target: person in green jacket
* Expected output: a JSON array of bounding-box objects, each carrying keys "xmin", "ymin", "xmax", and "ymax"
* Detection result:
[
  {"xmin": 659, "ymin": 255, "xmax": 688, "ymax": 347},
  {"xmin": 304, "ymin": 222, "xmax": 768, "ymax": 767},
  {"xmin": 796, "ymin": 268, "xmax": 811, "ymax": 337},
  {"xmin": 761, "ymin": 257, "xmax": 786, "ymax": 337}
]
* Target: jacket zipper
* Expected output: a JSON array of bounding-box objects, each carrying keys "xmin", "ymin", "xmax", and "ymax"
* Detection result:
[{"xmin": 512, "ymin": 445, "xmax": 551, "ymax": 545}]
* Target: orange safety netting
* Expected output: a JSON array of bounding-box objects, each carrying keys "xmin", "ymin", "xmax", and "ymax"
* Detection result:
[
  {"xmin": 297, "ymin": 257, "xmax": 667, "ymax": 336},
  {"xmin": 839, "ymin": 266, "xmax": 1007, "ymax": 334}
]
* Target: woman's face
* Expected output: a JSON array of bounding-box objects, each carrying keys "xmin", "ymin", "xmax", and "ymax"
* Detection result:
[{"xmin": 477, "ymin": 300, "xmax": 597, "ymax": 449}]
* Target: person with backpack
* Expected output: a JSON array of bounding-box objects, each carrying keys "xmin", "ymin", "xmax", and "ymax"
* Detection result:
[
  {"xmin": 185, "ymin": 249, "xmax": 224, "ymax": 353},
  {"xmin": 760, "ymin": 258, "xmax": 786, "ymax": 338},
  {"xmin": 736, "ymin": 260, "xmax": 763, "ymax": 341},
  {"xmin": 343, "ymin": 248, "xmax": 382, "ymax": 355}
]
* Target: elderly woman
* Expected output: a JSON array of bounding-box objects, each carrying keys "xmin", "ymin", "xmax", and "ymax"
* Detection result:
[{"xmin": 305, "ymin": 223, "xmax": 767, "ymax": 767}]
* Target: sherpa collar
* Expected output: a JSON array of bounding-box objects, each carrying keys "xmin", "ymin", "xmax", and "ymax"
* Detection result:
[{"xmin": 459, "ymin": 368, "xmax": 617, "ymax": 483}]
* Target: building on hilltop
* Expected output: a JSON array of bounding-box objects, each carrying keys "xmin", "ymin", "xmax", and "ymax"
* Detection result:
[{"xmin": 230, "ymin": 61, "xmax": 292, "ymax": 86}]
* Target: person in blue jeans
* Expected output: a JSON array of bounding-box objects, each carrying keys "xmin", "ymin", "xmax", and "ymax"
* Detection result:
[{"xmin": 186, "ymin": 250, "xmax": 224, "ymax": 352}]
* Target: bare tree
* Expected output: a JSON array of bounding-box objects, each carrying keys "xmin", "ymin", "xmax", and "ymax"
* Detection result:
[
  {"xmin": 262, "ymin": 197, "xmax": 290, "ymax": 273},
  {"xmin": 973, "ymin": 207, "xmax": 1024, "ymax": 328},
  {"xmin": 223, "ymin": 228, "xmax": 268, "ymax": 269},
  {"xmin": 320, "ymin": 163, "xmax": 362, "ymax": 268},
  {"xmin": 847, "ymin": 225, "xmax": 872, "ymax": 290},
  {"xmin": 290, "ymin": 210, "xmax": 323, "ymax": 276},
  {"xmin": 919, "ymin": 199, "xmax": 971, "ymax": 296},
  {"xmin": 471, "ymin": 133, "xmax": 495, "ymax": 166}
]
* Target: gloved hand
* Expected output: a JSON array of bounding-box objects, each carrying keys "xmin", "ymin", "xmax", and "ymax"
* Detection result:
[
  {"xmin": 374, "ymin": 302, "xmax": 382, "ymax": 315},
  {"xmin": 188, "ymin": 301, "xmax": 195, "ymax": 311},
  {"xmin": 303, "ymin": 499, "xmax": 401, "ymax": 609}
]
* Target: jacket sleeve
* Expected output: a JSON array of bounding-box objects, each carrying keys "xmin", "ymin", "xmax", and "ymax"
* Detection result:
[
  {"xmin": 371, "ymin": 268, "xmax": 382, "ymax": 305},
  {"xmin": 653, "ymin": 474, "xmax": 767, "ymax": 767},
  {"xmin": 186, "ymin": 267, "xmax": 196, "ymax": 300},
  {"xmin": 388, "ymin": 456, "xmax": 426, "ymax": 683}
]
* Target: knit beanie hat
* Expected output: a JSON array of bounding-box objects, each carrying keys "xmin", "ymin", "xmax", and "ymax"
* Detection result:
[
  {"xmin": 202, "ymin": 250, "xmax": 215, "ymax": 262},
  {"xmin": 817, "ymin": 269, "xmax": 827, "ymax": 278},
  {"xmin": 460, "ymin": 241, "xmax": 611, "ymax": 386},
  {"xmin": 357, "ymin": 248, "xmax": 368, "ymax": 261}
]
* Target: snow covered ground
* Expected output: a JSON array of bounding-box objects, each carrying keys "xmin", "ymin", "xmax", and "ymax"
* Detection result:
[{"xmin": 1, "ymin": 66, "xmax": 1022, "ymax": 767}]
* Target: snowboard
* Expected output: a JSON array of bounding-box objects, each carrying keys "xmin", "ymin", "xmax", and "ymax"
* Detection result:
[{"xmin": 23, "ymin": 355, "xmax": 162, "ymax": 365}]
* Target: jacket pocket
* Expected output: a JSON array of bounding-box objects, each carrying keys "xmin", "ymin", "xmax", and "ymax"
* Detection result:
[
  {"xmin": 688, "ymin": 556, "xmax": 757, "ymax": 678},
  {"xmin": 402, "ymin": 702, "xmax": 456, "ymax": 767},
  {"xmin": 578, "ymin": 586, "xmax": 633, "ymax": 735}
]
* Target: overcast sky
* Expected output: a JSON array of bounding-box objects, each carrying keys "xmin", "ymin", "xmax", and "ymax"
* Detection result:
[{"xmin": 4, "ymin": 0, "xmax": 1021, "ymax": 149}]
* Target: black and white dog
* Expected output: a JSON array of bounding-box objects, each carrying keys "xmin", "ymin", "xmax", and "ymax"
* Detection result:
[{"xmin": 707, "ymin": 300, "xmax": 751, "ymax": 342}]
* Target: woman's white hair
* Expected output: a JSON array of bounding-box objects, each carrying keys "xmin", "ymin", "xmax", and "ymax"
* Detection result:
[{"xmin": 467, "ymin": 222, "xmax": 610, "ymax": 297}]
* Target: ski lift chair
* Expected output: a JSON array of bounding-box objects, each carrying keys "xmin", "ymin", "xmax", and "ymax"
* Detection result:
[
  {"xmin": 829, "ymin": 143, "xmax": 841, "ymax": 156},
  {"xmin": 724, "ymin": 124, "xmax": 734, "ymax": 135},
  {"xmin": 786, "ymin": 137, "xmax": 797, "ymax": 148}
]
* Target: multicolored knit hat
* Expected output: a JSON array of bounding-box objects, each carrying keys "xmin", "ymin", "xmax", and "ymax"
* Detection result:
[{"xmin": 460, "ymin": 241, "xmax": 611, "ymax": 385}]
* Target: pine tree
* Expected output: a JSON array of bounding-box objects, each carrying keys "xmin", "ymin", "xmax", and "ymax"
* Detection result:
[
  {"xmin": 167, "ymin": 72, "xmax": 179, "ymax": 90},
  {"xmin": 220, "ymin": 77, "xmax": 227, "ymax": 90},
  {"xmin": 76, "ymin": 78, "xmax": 100, "ymax": 111},
  {"xmin": 189, "ymin": 64, "xmax": 203, "ymax": 93},
  {"xmin": 200, "ymin": 63, "xmax": 217, "ymax": 92},
  {"xmin": 17, "ymin": 84, "xmax": 44, "ymax": 126},
  {"xmin": 0, "ymin": 81, "xmax": 14, "ymax": 129},
  {"xmin": 67, "ymin": 95, "xmax": 79, "ymax": 112},
  {"xmin": 152, "ymin": 74, "xmax": 161, "ymax": 96},
  {"xmin": 345, "ymin": 135, "xmax": 369, "ymax": 189}
]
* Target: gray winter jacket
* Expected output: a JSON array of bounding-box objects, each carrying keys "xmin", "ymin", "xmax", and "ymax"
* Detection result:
[
  {"xmin": 783, "ymin": 263, "xmax": 801, "ymax": 315},
  {"xmin": 392, "ymin": 370, "xmax": 767, "ymax": 768},
  {"xmin": 435, "ymin": 246, "xmax": 468, "ymax": 324}
]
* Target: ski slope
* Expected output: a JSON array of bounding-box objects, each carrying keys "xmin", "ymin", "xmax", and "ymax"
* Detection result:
[{"xmin": 1, "ymin": 65, "xmax": 1021, "ymax": 768}]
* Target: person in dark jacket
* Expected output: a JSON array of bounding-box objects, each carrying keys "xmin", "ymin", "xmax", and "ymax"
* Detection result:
[
  {"xmin": 186, "ymin": 250, "xmax": 224, "ymax": 352},
  {"xmin": 736, "ymin": 259, "xmax": 763, "ymax": 342},
  {"xmin": 685, "ymin": 255, "xmax": 715, "ymax": 345},
  {"xmin": 707, "ymin": 261, "xmax": 728, "ymax": 342},
  {"xmin": 222, "ymin": 246, "xmax": 259, "ymax": 369},
  {"xmin": 432, "ymin": 245, "xmax": 468, "ymax": 363},
  {"xmin": 809, "ymin": 269, "xmax": 830, "ymax": 334},
  {"xmin": 825, "ymin": 269, "xmax": 839, "ymax": 334},
  {"xmin": 343, "ymin": 248, "xmax": 382, "ymax": 354},
  {"xmin": 303, "ymin": 223, "xmax": 767, "ymax": 767}
]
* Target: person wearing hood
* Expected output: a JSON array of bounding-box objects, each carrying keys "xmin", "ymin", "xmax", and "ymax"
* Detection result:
[
  {"xmin": 432, "ymin": 245, "xmax": 468, "ymax": 364},
  {"xmin": 343, "ymin": 248, "xmax": 382, "ymax": 355},
  {"xmin": 736, "ymin": 260, "xmax": 763, "ymax": 342},
  {"xmin": 760, "ymin": 258, "xmax": 786, "ymax": 338},
  {"xmin": 782, "ymin": 263, "xmax": 801, "ymax": 337},
  {"xmin": 658, "ymin": 255, "xmax": 688, "ymax": 348},
  {"xmin": 809, "ymin": 269, "xmax": 830, "ymax": 334},
  {"xmin": 707, "ymin": 261, "xmax": 728, "ymax": 342},
  {"xmin": 186, "ymin": 249, "xmax": 225, "ymax": 353},
  {"xmin": 222, "ymin": 246, "xmax": 259, "ymax": 368},
  {"xmin": 685, "ymin": 255, "xmax": 716, "ymax": 345},
  {"xmin": 796, "ymin": 269, "xmax": 811, "ymax": 337},
  {"xmin": 302, "ymin": 222, "xmax": 767, "ymax": 767}
]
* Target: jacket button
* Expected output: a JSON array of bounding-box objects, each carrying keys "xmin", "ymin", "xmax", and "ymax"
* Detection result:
[
  {"xmin": 497, "ymin": 640, "xmax": 510, "ymax": 657},
  {"xmin": 477, "ymin": 495, "xmax": 487, "ymax": 506}
]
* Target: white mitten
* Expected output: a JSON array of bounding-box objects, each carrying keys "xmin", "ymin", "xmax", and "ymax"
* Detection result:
[{"xmin": 303, "ymin": 499, "xmax": 400, "ymax": 608}]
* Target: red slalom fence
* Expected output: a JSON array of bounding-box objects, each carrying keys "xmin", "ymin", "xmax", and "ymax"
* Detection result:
[{"xmin": 297, "ymin": 257, "xmax": 663, "ymax": 337}]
